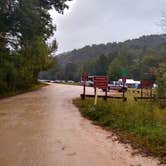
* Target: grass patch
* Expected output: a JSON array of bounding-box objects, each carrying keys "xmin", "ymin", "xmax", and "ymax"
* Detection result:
[
  {"xmin": 0, "ymin": 82, "xmax": 48, "ymax": 99},
  {"xmin": 73, "ymin": 97, "xmax": 166, "ymax": 163}
]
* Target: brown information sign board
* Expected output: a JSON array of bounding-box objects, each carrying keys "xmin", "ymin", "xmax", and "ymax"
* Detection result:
[
  {"xmin": 122, "ymin": 77, "xmax": 126, "ymax": 84},
  {"xmin": 82, "ymin": 72, "xmax": 88, "ymax": 81},
  {"xmin": 141, "ymin": 80, "xmax": 153, "ymax": 89},
  {"xmin": 93, "ymin": 76, "xmax": 108, "ymax": 90}
]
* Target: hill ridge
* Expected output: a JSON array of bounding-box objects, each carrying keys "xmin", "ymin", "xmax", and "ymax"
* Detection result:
[{"xmin": 57, "ymin": 34, "xmax": 166, "ymax": 65}]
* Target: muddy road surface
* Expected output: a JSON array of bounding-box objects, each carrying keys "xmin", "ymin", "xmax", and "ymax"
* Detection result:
[{"xmin": 0, "ymin": 84, "xmax": 160, "ymax": 166}]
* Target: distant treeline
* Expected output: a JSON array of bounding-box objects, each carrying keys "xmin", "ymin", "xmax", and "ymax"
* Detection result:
[
  {"xmin": 0, "ymin": 0, "xmax": 70, "ymax": 95},
  {"xmin": 40, "ymin": 34, "xmax": 166, "ymax": 96}
]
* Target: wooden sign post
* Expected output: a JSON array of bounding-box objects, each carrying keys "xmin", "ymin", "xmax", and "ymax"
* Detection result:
[
  {"xmin": 121, "ymin": 69, "xmax": 127, "ymax": 99},
  {"xmin": 94, "ymin": 88, "xmax": 98, "ymax": 105},
  {"xmin": 134, "ymin": 80, "xmax": 155, "ymax": 101},
  {"xmin": 93, "ymin": 76, "xmax": 108, "ymax": 103},
  {"xmin": 122, "ymin": 77, "xmax": 126, "ymax": 98},
  {"xmin": 81, "ymin": 72, "xmax": 88, "ymax": 100},
  {"xmin": 141, "ymin": 80, "xmax": 153, "ymax": 98}
]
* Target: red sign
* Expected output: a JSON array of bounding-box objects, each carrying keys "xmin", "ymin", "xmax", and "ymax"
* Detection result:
[
  {"xmin": 82, "ymin": 72, "xmax": 88, "ymax": 81},
  {"xmin": 141, "ymin": 80, "xmax": 153, "ymax": 89},
  {"xmin": 93, "ymin": 76, "xmax": 108, "ymax": 90},
  {"xmin": 122, "ymin": 77, "xmax": 126, "ymax": 84}
]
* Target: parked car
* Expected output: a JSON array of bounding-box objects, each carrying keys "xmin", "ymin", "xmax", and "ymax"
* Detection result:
[
  {"xmin": 81, "ymin": 76, "xmax": 94, "ymax": 87},
  {"xmin": 108, "ymin": 85, "xmax": 127, "ymax": 92},
  {"xmin": 86, "ymin": 76, "xmax": 94, "ymax": 87},
  {"xmin": 108, "ymin": 81, "xmax": 127, "ymax": 92},
  {"xmin": 68, "ymin": 80, "xmax": 74, "ymax": 83}
]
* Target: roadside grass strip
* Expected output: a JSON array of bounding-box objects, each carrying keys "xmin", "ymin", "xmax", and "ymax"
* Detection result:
[{"xmin": 73, "ymin": 98, "xmax": 166, "ymax": 163}]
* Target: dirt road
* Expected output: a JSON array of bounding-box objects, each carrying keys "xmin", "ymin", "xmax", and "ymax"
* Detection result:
[{"xmin": 0, "ymin": 84, "xmax": 159, "ymax": 166}]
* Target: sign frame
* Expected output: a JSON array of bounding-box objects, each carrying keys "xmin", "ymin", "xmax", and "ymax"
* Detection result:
[{"xmin": 93, "ymin": 76, "xmax": 108, "ymax": 101}]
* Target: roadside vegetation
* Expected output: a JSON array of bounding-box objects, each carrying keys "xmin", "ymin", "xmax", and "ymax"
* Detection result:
[
  {"xmin": 73, "ymin": 92, "xmax": 166, "ymax": 163},
  {"xmin": 0, "ymin": 82, "xmax": 48, "ymax": 99},
  {"xmin": 40, "ymin": 34, "xmax": 166, "ymax": 83},
  {"xmin": 0, "ymin": 0, "xmax": 70, "ymax": 96}
]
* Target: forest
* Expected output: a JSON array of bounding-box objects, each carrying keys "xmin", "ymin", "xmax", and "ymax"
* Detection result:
[
  {"xmin": 0, "ymin": 0, "xmax": 70, "ymax": 95},
  {"xmin": 40, "ymin": 34, "xmax": 166, "ymax": 95},
  {"xmin": 1, "ymin": 1, "xmax": 166, "ymax": 97}
]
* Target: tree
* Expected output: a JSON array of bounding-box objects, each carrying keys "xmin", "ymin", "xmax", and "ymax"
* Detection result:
[
  {"xmin": 156, "ymin": 63, "xmax": 166, "ymax": 97},
  {"xmin": 0, "ymin": 0, "xmax": 71, "ymax": 94},
  {"xmin": 94, "ymin": 54, "xmax": 109, "ymax": 75},
  {"xmin": 40, "ymin": 34, "xmax": 166, "ymax": 82},
  {"xmin": 107, "ymin": 57, "xmax": 122, "ymax": 81},
  {"xmin": 65, "ymin": 62, "xmax": 78, "ymax": 81}
]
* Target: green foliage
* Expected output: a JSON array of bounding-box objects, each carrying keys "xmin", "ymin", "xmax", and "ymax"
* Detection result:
[
  {"xmin": 156, "ymin": 63, "xmax": 166, "ymax": 97},
  {"xmin": 106, "ymin": 49, "xmax": 130, "ymax": 80},
  {"xmin": 0, "ymin": 0, "xmax": 70, "ymax": 95},
  {"xmin": 94, "ymin": 54, "xmax": 109, "ymax": 75},
  {"xmin": 41, "ymin": 34, "xmax": 166, "ymax": 84},
  {"xmin": 65, "ymin": 62, "xmax": 78, "ymax": 81},
  {"xmin": 107, "ymin": 58, "xmax": 122, "ymax": 80},
  {"xmin": 74, "ymin": 98, "xmax": 166, "ymax": 160}
]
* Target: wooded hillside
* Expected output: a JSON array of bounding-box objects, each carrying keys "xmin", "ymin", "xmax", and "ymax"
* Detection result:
[{"xmin": 40, "ymin": 34, "xmax": 166, "ymax": 84}]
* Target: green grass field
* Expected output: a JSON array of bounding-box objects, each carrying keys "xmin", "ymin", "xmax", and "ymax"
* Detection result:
[{"xmin": 73, "ymin": 90, "xmax": 166, "ymax": 163}]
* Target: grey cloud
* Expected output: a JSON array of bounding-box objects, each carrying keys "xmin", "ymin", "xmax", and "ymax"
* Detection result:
[{"xmin": 50, "ymin": 0, "xmax": 166, "ymax": 54}]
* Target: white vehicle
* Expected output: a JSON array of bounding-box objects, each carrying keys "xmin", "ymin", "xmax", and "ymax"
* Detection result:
[
  {"xmin": 81, "ymin": 76, "xmax": 94, "ymax": 86},
  {"xmin": 87, "ymin": 76, "xmax": 94, "ymax": 87},
  {"xmin": 68, "ymin": 80, "xmax": 74, "ymax": 83},
  {"xmin": 108, "ymin": 81, "xmax": 127, "ymax": 92}
]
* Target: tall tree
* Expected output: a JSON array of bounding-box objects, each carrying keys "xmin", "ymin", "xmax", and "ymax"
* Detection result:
[
  {"xmin": 107, "ymin": 57, "xmax": 122, "ymax": 81},
  {"xmin": 94, "ymin": 54, "xmax": 109, "ymax": 75},
  {"xmin": 0, "ymin": 0, "xmax": 71, "ymax": 94},
  {"xmin": 156, "ymin": 63, "xmax": 166, "ymax": 97}
]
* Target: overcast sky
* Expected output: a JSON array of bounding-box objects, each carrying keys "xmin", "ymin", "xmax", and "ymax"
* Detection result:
[{"xmin": 50, "ymin": 0, "xmax": 166, "ymax": 54}]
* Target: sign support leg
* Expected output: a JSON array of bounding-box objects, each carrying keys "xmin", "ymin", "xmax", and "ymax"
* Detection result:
[
  {"xmin": 82, "ymin": 82, "xmax": 86, "ymax": 100},
  {"xmin": 94, "ymin": 88, "xmax": 98, "ymax": 105},
  {"xmin": 104, "ymin": 89, "xmax": 107, "ymax": 101},
  {"xmin": 141, "ymin": 82, "xmax": 143, "ymax": 101},
  {"xmin": 122, "ymin": 82, "xmax": 125, "ymax": 98}
]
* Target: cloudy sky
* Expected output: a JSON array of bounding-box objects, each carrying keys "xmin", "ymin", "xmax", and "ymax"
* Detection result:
[{"xmin": 50, "ymin": 0, "xmax": 166, "ymax": 54}]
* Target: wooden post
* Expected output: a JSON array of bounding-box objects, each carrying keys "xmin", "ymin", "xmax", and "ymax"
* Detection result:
[
  {"xmin": 150, "ymin": 88, "xmax": 152, "ymax": 98},
  {"xmin": 140, "ymin": 81, "xmax": 143, "ymax": 101},
  {"xmin": 141, "ymin": 88, "xmax": 143, "ymax": 98},
  {"xmin": 122, "ymin": 77, "xmax": 126, "ymax": 99},
  {"xmin": 104, "ymin": 89, "xmax": 107, "ymax": 101},
  {"xmin": 81, "ymin": 72, "xmax": 88, "ymax": 100},
  {"xmin": 94, "ymin": 88, "xmax": 98, "ymax": 105},
  {"xmin": 122, "ymin": 82, "xmax": 125, "ymax": 99},
  {"xmin": 82, "ymin": 81, "xmax": 86, "ymax": 100},
  {"xmin": 94, "ymin": 87, "xmax": 96, "ymax": 96}
]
